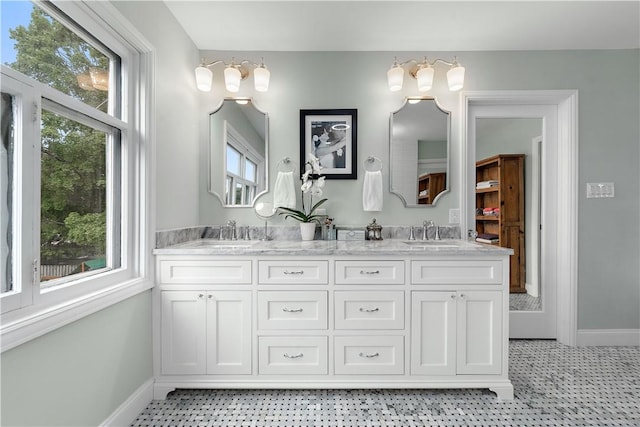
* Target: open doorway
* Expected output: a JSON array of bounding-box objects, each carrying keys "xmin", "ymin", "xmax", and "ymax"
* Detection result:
[{"xmin": 475, "ymin": 118, "xmax": 543, "ymax": 312}]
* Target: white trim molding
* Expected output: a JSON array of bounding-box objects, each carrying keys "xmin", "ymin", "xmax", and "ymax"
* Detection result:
[
  {"xmin": 577, "ymin": 329, "xmax": 640, "ymax": 346},
  {"xmin": 460, "ymin": 90, "xmax": 579, "ymax": 346},
  {"xmin": 100, "ymin": 378, "xmax": 154, "ymax": 427}
]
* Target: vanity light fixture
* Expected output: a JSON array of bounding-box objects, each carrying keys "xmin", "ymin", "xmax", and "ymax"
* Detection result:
[
  {"xmin": 195, "ymin": 57, "xmax": 270, "ymax": 93},
  {"xmin": 387, "ymin": 56, "xmax": 465, "ymax": 92}
]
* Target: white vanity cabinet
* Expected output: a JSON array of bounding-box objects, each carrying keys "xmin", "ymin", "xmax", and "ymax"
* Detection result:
[
  {"xmin": 411, "ymin": 290, "xmax": 502, "ymax": 376},
  {"xmin": 160, "ymin": 290, "xmax": 252, "ymax": 375},
  {"xmin": 153, "ymin": 245, "xmax": 513, "ymax": 401}
]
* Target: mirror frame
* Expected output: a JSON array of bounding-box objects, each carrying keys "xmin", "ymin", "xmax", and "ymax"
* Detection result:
[
  {"xmin": 389, "ymin": 96, "xmax": 451, "ymax": 207},
  {"xmin": 208, "ymin": 97, "xmax": 269, "ymax": 208}
]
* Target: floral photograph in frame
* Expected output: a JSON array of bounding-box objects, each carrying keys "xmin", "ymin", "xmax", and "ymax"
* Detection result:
[{"xmin": 299, "ymin": 109, "xmax": 357, "ymax": 179}]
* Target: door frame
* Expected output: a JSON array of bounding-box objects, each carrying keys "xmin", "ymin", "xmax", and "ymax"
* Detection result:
[{"xmin": 460, "ymin": 90, "xmax": 578, "ymax": 346}]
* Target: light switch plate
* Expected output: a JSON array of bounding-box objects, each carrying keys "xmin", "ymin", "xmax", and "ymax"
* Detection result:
[
  {"xmin": 586, "ymin": 182, "xmax": 615, "ymax": 198},
  {"xmin": 449, "ymin": 208, "xmax": 460, "ymax": 224}
]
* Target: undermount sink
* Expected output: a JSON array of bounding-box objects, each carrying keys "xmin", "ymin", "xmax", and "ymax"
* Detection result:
[
  {"xmin": 185, "ymin": 239, "xmax": 259, "ymax": 249},
  {"xmin": 403, "ymin": 240, "xmax": 460, "ymax": 248}
]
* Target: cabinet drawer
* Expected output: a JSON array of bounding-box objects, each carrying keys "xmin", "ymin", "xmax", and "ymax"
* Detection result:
[
  {"xmin": 334, "ymin": 336, "xmax": 404, "ymax": 375},
  {"xmin": 335, "ymin": 260, "xmax": 404, "ymax": 285},
  {"xmin": 411, "ymin": 260, "xmax": 502, "ymax": 284},
  {"xmin": 159, "ymin": 260, "xmax": 251, "ymax": 284},
  {"xmin": 258, "ymin": 260, "xmax": 328, "ymax": 285},
  {"xmin": 258, "ymin": 336, "xmax": 328, "ymax": 375},
  {"xmin": 258, "ymin": 291, "xmax": 328, "ymax": 330},
  {"xmin": 334, "ymin": 291, "xmax": 404, "ymax": 330}
]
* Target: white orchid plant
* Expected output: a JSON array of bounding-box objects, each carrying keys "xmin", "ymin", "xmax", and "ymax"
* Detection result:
[{"xmin": 278, "ymin": 155, "xmax": 327, "ymax": 223}]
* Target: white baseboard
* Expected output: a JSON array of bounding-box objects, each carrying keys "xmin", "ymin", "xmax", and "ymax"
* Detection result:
[
  {"xmin": 524, "ymin": 282, "xmax": 539, "ymax": 298},
  {"xmin": 101, "ymin": 378, "xmax": 154, "ymax": 427},
  {"xmin": 576, "ymin": 329, "xmax": 640, "ymax": 346}
]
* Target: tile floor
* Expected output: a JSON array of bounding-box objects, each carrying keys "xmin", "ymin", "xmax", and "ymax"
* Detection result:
[
  {"xmin": 132, "ymin": 340, "xmax": 640, "ymax": 427},
  {"xmin": 509, "ymin": 293, "xmax": 542, "ymax": 311}
]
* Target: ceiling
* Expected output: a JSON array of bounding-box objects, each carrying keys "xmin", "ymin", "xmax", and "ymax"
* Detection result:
[{"xmin": 164, "ymin": 1, "xmax": 640, "ymax": 52}]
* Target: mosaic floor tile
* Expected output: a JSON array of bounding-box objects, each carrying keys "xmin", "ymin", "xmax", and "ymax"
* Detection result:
[{"xmin": 132, "ymin": 341, "xmax": 640, "ymax": 427}]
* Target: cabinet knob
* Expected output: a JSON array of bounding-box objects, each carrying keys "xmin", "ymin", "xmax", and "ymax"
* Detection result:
[
  {"xmin": 198, "ymin": 293, "xmax": 204, "ymax": 299},
  {"xmin": 450, "ymin": 294, "xmax": 456, "ymax": 301},
  {"xmin": 208, "ymin": 294, "xmax": 214, "ymax": 299},
  {"xmin": 459, "ymin": 293, "xmax": 465, "ymax": 299}
]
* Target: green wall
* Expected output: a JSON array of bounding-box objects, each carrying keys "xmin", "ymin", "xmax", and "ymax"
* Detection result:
[{"xmin": 1, "ymin": 292, "xmax": 153, "ymax": 426}]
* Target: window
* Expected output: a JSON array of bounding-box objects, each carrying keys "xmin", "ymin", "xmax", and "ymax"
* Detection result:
[
  {"xmin": 0, "ymin": 0, "xmax": 149, "ymax": 333},
  {"xmin": 224, "ymin": 121, "xmax": 264, "ymax": 206}
]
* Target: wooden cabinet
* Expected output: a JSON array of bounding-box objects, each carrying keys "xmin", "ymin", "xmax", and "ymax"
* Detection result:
[
  {"xmin": 418, "ymin": 172, "xmax": 446, "ymax": 204},
  {"xmin": 475, "ymin": 154, "xmax": 526, "ymax": 293},
  {"xmin": 160, "ymin": 290, "xmax": 252, "ymax": 375}
]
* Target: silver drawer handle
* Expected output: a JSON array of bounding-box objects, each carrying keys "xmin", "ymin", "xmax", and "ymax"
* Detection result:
[
  {"xmin": 284, "ymin": 270, "xmax": 304, "ymax": 275},
  {"xmin": 283, "ymin": 352, "xmax": 303, "ymax": 359},
  {"xmin": 282, "ymin": 307, "xmax": 303, "ymax": 313},
  {"xmin": 360, "ymin": 270, "xmax": 380, "ymax": 275},
  {"xmin": 359, "ymin": 352, "xmax": 380, "ymax": 358},
  {"xmin": 359, "ymin": 307, "xmax": 380, "ymax": 313}
]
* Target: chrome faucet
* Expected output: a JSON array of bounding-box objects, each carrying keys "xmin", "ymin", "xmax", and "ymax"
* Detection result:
[
  {"xmin": 408, "ymin": 226, "xmax": 416, "ymax": 240},
  {"xmin": 422, "ymin": 220, "xmax": 429, "ymax": 240},
  {"xmin": 433, "ymin": 221, "xmax": 441, "ymax": 240},
  {"xmin": 227, "ymin": 220, "xmax": 237, "ymax": 240}
]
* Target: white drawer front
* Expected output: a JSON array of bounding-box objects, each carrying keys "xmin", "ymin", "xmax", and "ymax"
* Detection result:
[
  {"xmin": 258, "ymin": 291, "xmax": 328, "ymax": 330},
  {"xmin": 334, "ymin": 336, "xmax": 404, "ymax": 375},
  {"xmin": 335, "ymin": 291, "xmax": 404, "ymax": 330},
  {"xmin": 411, "ymin": 260, "xmax": 502, "ymax": 284},
  {"xmin": 159, "ymin": 260, "xmax": 251, "ymax": 284},
  {"xmin": 258, "ymin": 336, "xmax": 328, "ymax": 375},
  {"xmin": 258, "ymin": 261, "xmax": 329, "ymax": 285},
  {"xmin": 335, "ymin": 260, "xmax": 404, "ymax": 285}
]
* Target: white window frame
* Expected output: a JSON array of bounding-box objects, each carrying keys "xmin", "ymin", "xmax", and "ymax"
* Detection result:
[
  {"xmin": 223, "ymin": 121, "xmax": 265, "ymax": 206},
  {"xmin": 0, "ymin": 1, "xmax": 154, "ymax": 352}
]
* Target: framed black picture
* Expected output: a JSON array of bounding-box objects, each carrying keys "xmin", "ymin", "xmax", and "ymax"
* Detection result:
[{"xmin": 299, "ymin": 109, "xmax": 357, "ymax": 180}]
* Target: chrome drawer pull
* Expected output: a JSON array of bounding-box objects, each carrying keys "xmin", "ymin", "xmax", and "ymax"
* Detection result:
[
  {"xmin": 282, "ymin": 307, "xmax": 303, "ymax": 313},
  {"xmin": 360, "ymin": 270, "xmax": 380, "ymax": 275},
  {"xmin": 359, "ymin": 307, "xmax": 380, "ymax": 313},
  {"xmin": 283, "ymin": 270, "xmax": 304, "ymax": 275},
  {"xmin": 283, "ymin": 352, "xmax": 303, "ymax": 359},
  {"xmin": 359, "ymin": 352, "xmax": 380, "ymax": 358}
]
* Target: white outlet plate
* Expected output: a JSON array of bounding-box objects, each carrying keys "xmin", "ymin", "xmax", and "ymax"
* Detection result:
[
  {"xmin": 449, "ymin": 208, "xmax": 460, "ymax": 224},
  {"xmin": 586, "ymin": 182, "xmax": 615, "ymax": 198}
]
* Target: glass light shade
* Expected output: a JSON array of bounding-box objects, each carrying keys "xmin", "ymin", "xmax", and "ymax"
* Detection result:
[
  {"xmin": 89, "ymin": 67, "xmax": 109, "ymax": 91},
  {"xmin": 387, "ymin": 66, "xmax": 404, "ymax": 92},
  {"xmin": 195, "ymin": 66, "xmax": 213, "ymax": 92},
  {"xmin": 224, "ymin": 66, "xmax": 242, "ymax": 92},
  {"xmin": 76, "ymin": 73, "xmax": 95, "ymax": 91},
  {"xmin": 446, "ymin": 65, "xmax": 465, "ymax": 91},
  {"xmin": 253, "ymin": 66, "xmax": 270, "ymax": 92},
  {"xmin": 416, "ymin": 66, "xmax": 434, "ymax": 92}
]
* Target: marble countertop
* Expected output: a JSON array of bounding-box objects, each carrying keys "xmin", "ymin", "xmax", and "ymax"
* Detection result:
[{"xmin": 153, "ymin": 238, "xmax": 513, "ymax": 257}]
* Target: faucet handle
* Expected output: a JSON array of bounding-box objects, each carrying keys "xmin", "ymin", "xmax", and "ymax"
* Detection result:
[
  {"xmin": 408, "ymin": 226, "xmax": 416, "ymax": 240},
  {"xmin": 227, "ymin": 220, "xmax": 236, "ymax": 226}
]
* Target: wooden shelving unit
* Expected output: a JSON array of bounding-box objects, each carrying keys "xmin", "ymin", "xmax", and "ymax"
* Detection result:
[
  {"xmin": 417, "ymin": 172, "xmax": 446, "ymax": 205},
  {"xmin": 476, "ymin": 154, "xmax": 525, "ymax": 293}
]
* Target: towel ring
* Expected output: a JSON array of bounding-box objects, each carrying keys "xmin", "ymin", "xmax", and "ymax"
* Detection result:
[
  {"xmin": 364, "ymin": 156, "xmax": 383, "ymax": 172},
  {"xmin": 276, "ymin": 156, "xmax": 296, "ymax": 173}
]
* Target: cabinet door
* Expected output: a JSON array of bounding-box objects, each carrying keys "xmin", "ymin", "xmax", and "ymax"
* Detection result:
[
  {"xmin": 206, "ymin": 291, "xmax": 252, "ymax": 374},
  {"xmin": 456, "ymin": 291, "xmax": 502, "ymax": 375},
  {"xmin": 161, "ymin": 291, "xmax": 207, "ymax": 375},
  {"xmin": 411, "ymin": 292, "xmax": 456, "ymax": 375}
]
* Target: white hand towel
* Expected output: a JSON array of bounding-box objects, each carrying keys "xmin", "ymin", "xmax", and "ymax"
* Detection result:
[
  {"xmin": 363, "ymin": 170, "xmax": 383, "ymax": 211},
  {"xmin": 274, "ymin": 171, "xmax": 296, "ymax": 209}
]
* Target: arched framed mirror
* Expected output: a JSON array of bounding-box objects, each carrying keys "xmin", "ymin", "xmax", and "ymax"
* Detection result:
[
  {"xmin": 209, "ymin": 98, "xmax": 268, "ymax": 207},
  {"xmin": 390, "ymin": 97, "xmax": 450, "ymax": 206}
]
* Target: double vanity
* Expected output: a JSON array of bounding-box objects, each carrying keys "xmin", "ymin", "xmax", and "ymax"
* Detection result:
[{"xmin": 152, "ymin": 238, "xmax": 514, "ymax": 401}]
